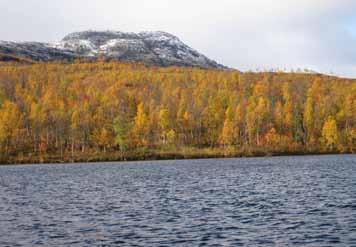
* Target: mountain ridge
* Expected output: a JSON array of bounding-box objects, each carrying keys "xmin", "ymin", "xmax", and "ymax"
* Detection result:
[{"xmin": 0, "ymin": 30, "xmax": 226, "ymax": 69}]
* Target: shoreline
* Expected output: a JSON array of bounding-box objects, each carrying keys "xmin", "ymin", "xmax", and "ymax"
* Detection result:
[{"xmin": 0, "ymin": 148, "xmax": 352, "ymax": 166}]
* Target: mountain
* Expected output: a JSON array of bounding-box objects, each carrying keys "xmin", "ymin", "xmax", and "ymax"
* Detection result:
[
  {"xmin": 0, "ymin": 31, "xmax": 225, "ymax": 69},
  {"xmin": 0, "ymin": 41, "xmax": 77, "ymax": 62}
]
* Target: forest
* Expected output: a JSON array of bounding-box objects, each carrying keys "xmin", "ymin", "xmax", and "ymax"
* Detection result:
[{"xmin": 0, "ymin": 61, "xmax": 355, "ymax": 163}]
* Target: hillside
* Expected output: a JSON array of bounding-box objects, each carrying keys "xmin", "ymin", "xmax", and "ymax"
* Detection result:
[
  {"xmin": 0, "ymin": 31, "xmax": 225, "ymax": 69},
  {"xmin": 0, "ymin": 61, "xmax": 355, "ymax": 163}
]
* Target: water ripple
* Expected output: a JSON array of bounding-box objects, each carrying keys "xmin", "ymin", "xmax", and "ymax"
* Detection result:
[{"xmin": 0, "ymin": 155, "xmax": 356, "ymax": 246}]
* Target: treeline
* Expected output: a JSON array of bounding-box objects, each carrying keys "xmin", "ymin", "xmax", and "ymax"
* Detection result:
[{"xmin": 0, "ymin": 61, "xmax": 355, "ymax": 163}]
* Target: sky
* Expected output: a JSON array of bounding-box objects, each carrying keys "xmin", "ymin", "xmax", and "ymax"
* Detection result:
[{"xmin": 1, "ymin": 0, "xmax": 356, "ymax": 78}]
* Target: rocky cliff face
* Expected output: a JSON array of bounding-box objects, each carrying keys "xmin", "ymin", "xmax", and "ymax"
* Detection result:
[{"xmin": 0, "ymin": 31, "xmax": 225, "ymax": 69}]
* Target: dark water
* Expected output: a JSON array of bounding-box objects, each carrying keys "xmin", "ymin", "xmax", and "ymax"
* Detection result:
[{"xmin": 1, "ymin": 155, "xmax": 356, "ymax": 246}]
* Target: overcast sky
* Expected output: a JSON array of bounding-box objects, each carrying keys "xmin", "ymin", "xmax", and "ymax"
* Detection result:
[{"xmin": 1, "ymin": 0, "xmax": 356, "ymax": 77}]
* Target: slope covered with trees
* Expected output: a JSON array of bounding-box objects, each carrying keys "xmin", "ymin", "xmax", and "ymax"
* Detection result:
[{"xmin": 0, "ymin": 61, "xmax": 355, "ymax": 163}]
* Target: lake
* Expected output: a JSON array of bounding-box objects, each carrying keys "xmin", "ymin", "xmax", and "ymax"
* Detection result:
[{"xmin": 0, "ymin": 155, "xmax": 356, "ymax": 246}]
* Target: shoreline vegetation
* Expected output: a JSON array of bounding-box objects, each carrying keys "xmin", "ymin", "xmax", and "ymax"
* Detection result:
[
  {"xmin": 0, "ymin": 149, "xmax": 352, "ymax": 166},
  {"xmin": 1, "ymin": 147, "xmax": 351, "ymax": 165},
  {"xmin": 0, "ymin": 61, "xmax": 355, "ymax": 165}
]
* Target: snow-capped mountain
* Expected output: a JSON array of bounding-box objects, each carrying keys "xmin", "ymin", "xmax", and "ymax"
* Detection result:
[
  {"xmin": 0, "ymin": 41, "xmax": 77, "ymax": 61},
  {"xmin": 0, "ymin": 31, "xmax": 226, "ymax": 69}
]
